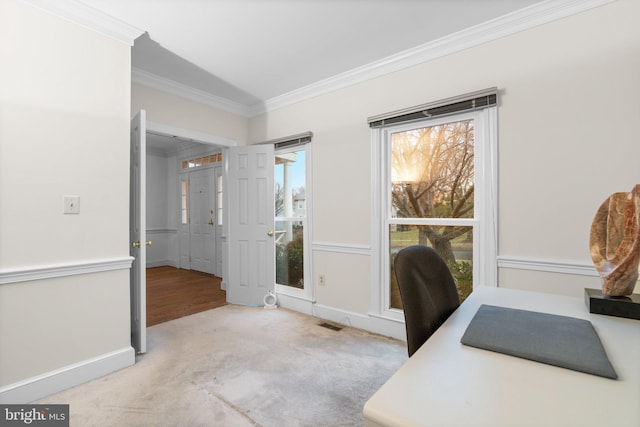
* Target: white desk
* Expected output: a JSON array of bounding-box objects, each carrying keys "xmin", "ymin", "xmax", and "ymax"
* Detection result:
[{"xmin": 363, "ymin": 287, "xmax": 640, "ymax": 427}]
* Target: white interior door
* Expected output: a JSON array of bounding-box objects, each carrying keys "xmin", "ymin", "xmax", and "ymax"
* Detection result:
[
  {"xmin": 130, "ymin": 110, "xmax": 147, "ymax": 354},
  {"xmin": 189, "ymin": 167, "xmax": 215, "ymax": 274},
  {"xmin": 227, "ymin": 144, "xmax": 275, "ymax": 305}
]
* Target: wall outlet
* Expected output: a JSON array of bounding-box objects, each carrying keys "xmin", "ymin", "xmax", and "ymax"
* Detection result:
[
  {"xmin": 319, "ymin": 274, "xmax": 326, "ymax": 286},
  {"xmin": 64, "ymin": 195, "xmax": 80, "ymax": 214}
]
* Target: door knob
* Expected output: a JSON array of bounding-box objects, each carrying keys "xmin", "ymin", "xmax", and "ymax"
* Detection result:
[
  {"xmin": 208, "ymin": 219, "xmax": 214, "ymax": 226},
  {"xmin": 132, "ymin": 240, "xmax": 152, "ymax": 248},
  {"xmin": 267, "ymin": 230, "xmax": 274, "ymax": 236}
]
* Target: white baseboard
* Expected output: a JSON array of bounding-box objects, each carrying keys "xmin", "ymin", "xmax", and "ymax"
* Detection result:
[
  {"xmin": 311, "ymin": 303, "xmax": 405, "ymax": 341},
  {"xmin": 276, "ymin": 292, "xmax": 405, "ymax": 341},
  {"xmin": 276, "ymin": 293, "xmax": 314, "ymax": 315},
  {"xmin": 312, "ymin": 304, "xmax": 406, "ymax": 341},
  {"xmin": 0, "ymin": 347, "xmax": 135, "ymax": 404},
  {"xmin": 146, "ymin": 260, "xmax": 178, "ymax": 268}
]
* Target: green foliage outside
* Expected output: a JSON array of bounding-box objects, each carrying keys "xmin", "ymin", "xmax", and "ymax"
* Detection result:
[
  {"xmin": 389, "ymin": 228, "xmax": 473, "ymax": 308},
  {"xmin": 276, "ymin": 227, "xmax": 304, "ymax": 288},
  {"xmin": 447, "ymin": 260, "xmax": 472, "ymax": 303}
]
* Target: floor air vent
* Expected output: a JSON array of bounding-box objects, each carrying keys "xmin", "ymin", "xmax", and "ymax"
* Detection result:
[{"xmin": 319, "ymin": 322, "xmax": 343, "ymax": 331}]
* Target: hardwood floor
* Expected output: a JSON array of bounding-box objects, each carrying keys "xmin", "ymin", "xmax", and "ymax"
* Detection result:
[{"xmin": 146, "ymin": 266, "xmax": 227, "ymax": 327}]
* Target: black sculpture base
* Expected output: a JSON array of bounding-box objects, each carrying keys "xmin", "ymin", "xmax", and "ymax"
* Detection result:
[{"xmin": 585, "ymin": 288, "xmax": 640, "ymax": 320}]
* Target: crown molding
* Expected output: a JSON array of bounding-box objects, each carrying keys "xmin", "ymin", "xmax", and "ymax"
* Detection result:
[
  {"xmin": 21, "ymin": 0, "xmax": 144, "ymax": 45},
  {"xmin": 132, "ymin": 68, "xmax": 253, "ymax": 117},
  {"xmin": 252, "ymin": 0, "xmax": 616, "ymax": 116},
  {"xmin": 40, "ymin": 0, "xmax": 613, "ymax": 117}
]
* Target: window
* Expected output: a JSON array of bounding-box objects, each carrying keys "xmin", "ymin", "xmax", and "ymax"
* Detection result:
[
  {"xmin": 216, "ymin": 174, "xmax": 223, "ymax": 226},
  {"xmin": 371, "ymin": 90, "xmax": 497, "ymax": 321},
  {"xmin": 388, "ymin": 117, "xmax": 475, "ymax": 308},
  {"xmin": 181, "ymin": 179, "xmax": 188, "ymax": 225},
  {"xmin": 182, "ymin": 153, "xmax": 222, "ymax": 170},
  {"xmin": 274, "ymin": 146, "xmax": 309, "ymax": 293}
]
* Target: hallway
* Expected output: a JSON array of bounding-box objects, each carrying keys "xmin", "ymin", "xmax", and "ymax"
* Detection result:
[{"xmin": 146, "ymin": 266, "xmax": 226, "ymax": 326}]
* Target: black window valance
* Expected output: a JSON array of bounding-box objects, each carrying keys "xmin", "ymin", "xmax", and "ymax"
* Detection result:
[
  {"xmin": 368, "ymin": 88, "xmax": 498, "ymax": 128},
  {"xmin": 259, "ymin": 132, "xmax": 313, "ymax": 149}
]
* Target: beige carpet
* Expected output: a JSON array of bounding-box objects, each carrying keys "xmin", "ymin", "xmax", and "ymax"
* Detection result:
[{"xmin": 38, "ymin": 305, "xmax": 407, "ymax": 426}]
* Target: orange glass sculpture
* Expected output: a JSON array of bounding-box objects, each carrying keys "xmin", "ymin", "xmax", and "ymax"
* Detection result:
[{"xmin": 589, "ymin": 184, "xmax": 640, "ymax": 296}]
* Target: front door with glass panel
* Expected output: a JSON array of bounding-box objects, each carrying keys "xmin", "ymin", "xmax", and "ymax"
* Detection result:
[{"xmin": 178, "ymin": 153, "xmax": 223, "ymax": 274}]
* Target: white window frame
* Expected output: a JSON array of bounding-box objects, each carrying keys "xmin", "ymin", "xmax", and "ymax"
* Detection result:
[
  {"xmin": 274, "ymin": 143, "xmax": 313, "ymax": 302},
  {"xmin": 371, "ymin": 108, "xmax": 498, "ymax": 322}
]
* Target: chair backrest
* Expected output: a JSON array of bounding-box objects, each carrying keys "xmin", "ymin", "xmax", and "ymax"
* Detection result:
[{"xmin": 394, "ymin": 245, "xmax": 460, "ymax": 357}]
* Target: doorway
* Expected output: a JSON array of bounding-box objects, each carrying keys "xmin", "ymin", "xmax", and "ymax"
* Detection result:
[
  {"xmin": 177, "ymin": 155, "xmax": 223, "ymax": 276},
  {"xmin": 131, "ymin": 114, "xmax": 240, "ymax": 351},
  {"xmin": 145, "ymin": 129, "xmax": 226, "ymax": 324}
]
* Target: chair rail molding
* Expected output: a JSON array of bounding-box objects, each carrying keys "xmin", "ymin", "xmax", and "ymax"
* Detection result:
[
  {"xmin": 312, "ymin": 242, "xmax": 371, "ymax": 256},
  {"xmin": 0, "ymin": 257, "xmax": 134, "ymax": 285},
  {"xmin": 497, "ymin": 256, "xmax": 599, "ymax": 277}
]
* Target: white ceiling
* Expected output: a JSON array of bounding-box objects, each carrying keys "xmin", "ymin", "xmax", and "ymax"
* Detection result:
[{"xmin": 75, "ymin": 0, "xmax": 549, "ymax": 114}]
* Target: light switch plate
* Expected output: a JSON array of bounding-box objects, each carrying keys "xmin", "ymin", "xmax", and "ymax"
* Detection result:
[{"xmin": 64, "ymin": 196, "xmax": 80, "ymax": 214}]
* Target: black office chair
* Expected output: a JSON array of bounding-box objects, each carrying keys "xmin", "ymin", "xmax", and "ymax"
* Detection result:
[{"xmin": 394, "ymin": 245, "xmax": 460, "ymax": 357}]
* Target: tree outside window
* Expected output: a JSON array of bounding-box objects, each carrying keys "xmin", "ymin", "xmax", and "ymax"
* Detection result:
[{"xmin": 389, "ymin": 119, "xmax": 474, "ymax": 307}]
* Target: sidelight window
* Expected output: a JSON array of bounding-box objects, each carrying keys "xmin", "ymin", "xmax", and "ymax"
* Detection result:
[
  {"xmin": 275, "ymin": 148, "xmax": 307, "ymax": 289},
  {"xmin": 181, "ymin": 179, "xmax": 188, "ymax": 225}
]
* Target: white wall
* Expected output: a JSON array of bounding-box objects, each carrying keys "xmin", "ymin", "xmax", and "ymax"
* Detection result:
[
  {"xmin": 147, "ymin": 153, "xmax": 170, "ymax": 231},
  {"xmin": 146, "ymin": 151, "xmax": 177, "ymax": 267},
  {"xmin": 249, "ymin": 0, "xmax": 640, "ymax": 325},
  {"xmin": 0, "ymin": 0, "xmax": 134, "ymax": 402}
]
